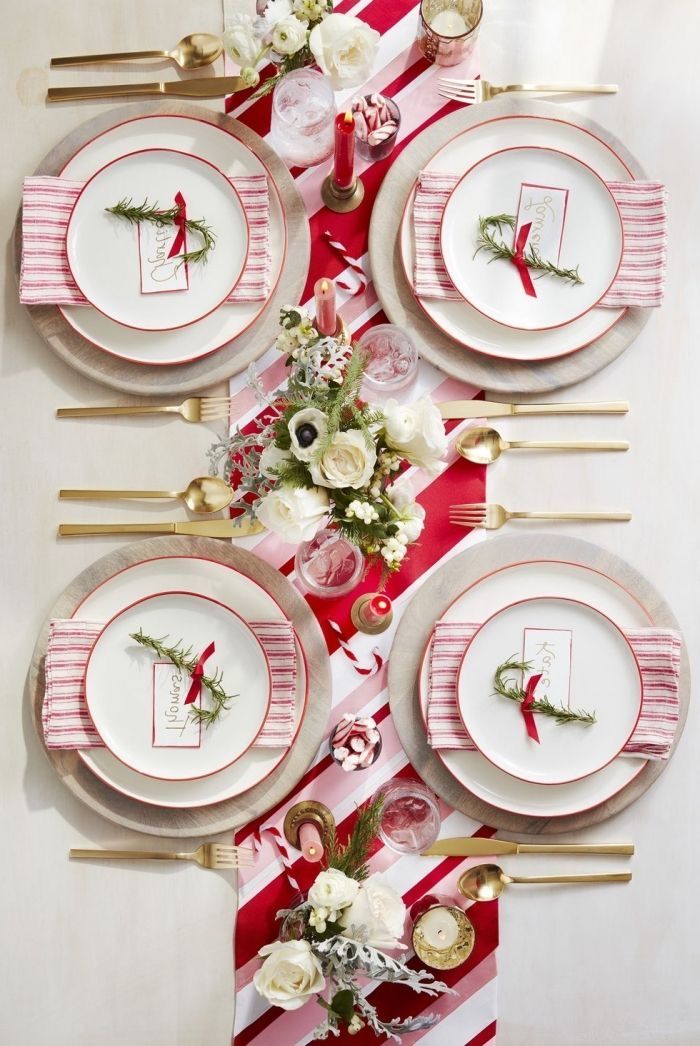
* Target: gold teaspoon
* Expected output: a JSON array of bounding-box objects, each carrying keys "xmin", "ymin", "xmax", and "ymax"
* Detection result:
[
  {"xmin": 458, "ymin": 863, "xmax": 632, "ymax": 901},
  {"xmin": 59, "ymin": 476, "xmax": 233, "ymax": 514},
  {"xmin": 51, "ymin": 33, "xmax": 223, "ymax": 70},
  {"xmin": 456, "ymin": 427, "xmax": 629, "ymax": 465}
]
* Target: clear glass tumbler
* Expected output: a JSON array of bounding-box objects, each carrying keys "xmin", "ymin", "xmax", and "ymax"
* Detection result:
[
  {"xmin": 270, "ymin": 68, "xmax": 336, "ymax": 168},
  {"xmin": 378, "ymin": 778, "xmax": 441, "ymax": 855},
  {"xmin": 417, "ymin": 0, "xmax": 483, "ymax": 66}
]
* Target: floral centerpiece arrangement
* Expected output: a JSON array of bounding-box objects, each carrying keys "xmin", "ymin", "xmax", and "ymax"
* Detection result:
[
  {"xmin": 208, "ymin": 306, "xmax": 448, "ymax": 577},
  {"xmin": 224, "ymin": 0, "xmax": 380, "ymax": 94},
  {"xmin": 253, "ymin": 798, "xmax": 453, "ymax": 1039}
]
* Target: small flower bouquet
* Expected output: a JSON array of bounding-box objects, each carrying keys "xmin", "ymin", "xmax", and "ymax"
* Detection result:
[
  {"xmin": 208, "ymin": 307, "xmax": 448, "ymax": 577},
  {"xmin": 253, "ymin": 798, "xmax": 453, "ymax": 1039}
]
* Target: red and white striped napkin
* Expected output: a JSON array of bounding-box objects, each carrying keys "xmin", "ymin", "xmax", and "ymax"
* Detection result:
[
  {"xmin": 427, "ymin": 620, "xmax": 681, "ymax": 759},
  {"xmin": 42, "ymin": 617, "xmax": 296, "ymax": 749},
  {"xmin": 413, "ymin": 170, "xmax": 668, "ymax": 307},
  {"xmin": 19, "ymin": 173, "xmax": 271, "ymax": 306}
]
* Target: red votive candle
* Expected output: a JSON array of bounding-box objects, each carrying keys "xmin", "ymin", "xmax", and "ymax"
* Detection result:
[
  {"xmin": 333, "ymin": 110, "xmax": 356, "ymax": 191},
  {"xmin": 361, "ymin": 594, "xmax": 393, "ymax": 628},
  {"xmin": 314, "ymin": 277, "xmax": 337, "ymax": 336},
  {"xmin": 298, "ymin": 820, "xmax": 324, "ymax": 863}
]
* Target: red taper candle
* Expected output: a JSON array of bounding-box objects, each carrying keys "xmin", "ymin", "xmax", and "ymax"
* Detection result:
[
  {"xmin": 333, "ymin": 110, "xmax": 356, "ymax": 191},
  {"xmin": 298, "ymin": 820, "xmax": 324, "ymax": 863},
  {"xmin": 361, "ymin": 594, "xmax": 392, "ymax": 628},
  {"xmin": 314, "ymin": 277, "xmax": 337, "ymax": 336}
]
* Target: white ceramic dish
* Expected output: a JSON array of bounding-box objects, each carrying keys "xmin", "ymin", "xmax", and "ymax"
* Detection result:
[{"xmin": 457, "ymin": 596, "xmax": 642, "ymax": 786}]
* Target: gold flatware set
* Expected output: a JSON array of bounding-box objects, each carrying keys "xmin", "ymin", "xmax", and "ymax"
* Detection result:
[
  {"xmin": 438, "ymin": 78, "xmax": 619, "ymax": 106},
  {"xmin": 51, "ymin": 33, "xmax": 223, "ymax": 70},
  {"xmin": 459, "ymin": 864, "xmax": 631, "ymax": 902},
  {"xmin": 70, "ymin": 843, "xmax": 254, "ymax": 870},
  {"xmin": 60, "ymin": 476, "xmax": 234, "ymax": 513},
  {"xmin": 450, "ymin": 503, "xmax": 631, "ymax": 531},
  {"xmin": 57, "ymin": 396, "xmax": 233, "ymax": 424},
  {"xmin": 456, "ymin": 427, "xmax": 629, "ymax": 465},
  {"xmin": 58, "ymin": 518, "xmax": 264, "ymax": 539}
]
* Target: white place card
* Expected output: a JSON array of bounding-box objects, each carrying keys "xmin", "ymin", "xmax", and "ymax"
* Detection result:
[
  {"xmin": 522, "ymin": 628, "xmax": 573, "ymax": 708},
  {"xmin": 138, "ymin": 202, "xmax": 189, "ymax": 294},
  {"xmin": 152, "ymin": 661, "xmax": 201, "ymax": 748},
  {"xmin": 515, "ymin": 183, "xmax": 570, "ymax": 264}
]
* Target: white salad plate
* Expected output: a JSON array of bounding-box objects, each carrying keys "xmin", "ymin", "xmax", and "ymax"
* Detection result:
[
  {"xmin": 58, "ymin": 115, "xmax": 287, "ymax": 365},
  {"xmin": 84, "ymin": 590, "xmax": 271, "ymax": 782},
  {"xmin": 66, "ymin": 148, "xmax": 248, "ymax": 332},
  {"xmin": 457, "ymin": 596, "xmax": 642, "ymax": 786},
  {"xmin": 73, "ymin": 555, "xmax": 307, "ymax": 809},
  {"xmin": 399, "ymin": 113, "xmax": 631, "ymax": 361},
  {"xmin": 418, "ymin": 559, "xmax": 650, "ymax": 817},
  {"xmin": 440, "ymin": 146, "xmax": 623, "ymax": 332}
]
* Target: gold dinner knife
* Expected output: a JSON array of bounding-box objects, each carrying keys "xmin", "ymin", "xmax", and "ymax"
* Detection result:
[
  {"xmin": 58, "ymin": 518, "xmax": 264, "ymax": 538},
  {"xmin": 47, "ymin": 75, "xmax": 246, "ymax": 103},
  {"xmin": 439, "ymin": 399, "xmax": 629, "ymax": 420},
  {"xmin": 422, "ymin": 838, "xmax": 634, "ymax": 857}
]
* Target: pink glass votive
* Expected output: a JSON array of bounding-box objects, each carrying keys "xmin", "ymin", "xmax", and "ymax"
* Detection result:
[
  {"xmin": 352, "ymin": 94, "xmax": 401, "ymax": 163},
  {"xmin": 358, "ymin": 324, "xmax": 419, "ymax": 396},
  {"xmin": 417, "ymin": 0, "xmax": 483, "ymax": 66},
  {"xmin": 378, "ymin": 778, "xmax": 441, "ymax": 854},
  {"xmin": 295, "ymin": 528, "xmax": 364, "ymax": 599}
]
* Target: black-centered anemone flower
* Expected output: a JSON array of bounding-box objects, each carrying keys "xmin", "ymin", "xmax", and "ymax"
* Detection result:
[{"xmin": 289, "ymin": 408, "xmax": 329, "ymax": 462}]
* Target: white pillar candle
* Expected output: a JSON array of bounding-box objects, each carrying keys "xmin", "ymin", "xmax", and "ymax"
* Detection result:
[
  {"xmin": 429, "ymin": 10, "xmax": 468, "ymax": 36},
  {"xmin": 416, "ymin": 905, "xmax": 461, "ymax": 949}
]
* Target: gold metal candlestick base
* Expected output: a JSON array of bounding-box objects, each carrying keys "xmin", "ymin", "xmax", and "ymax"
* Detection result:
[
  {"xmin": 321, "ymin": 173, "xmax": 365, "ymax": 213},
  {"xmin": 283, "ymin": 800, "xmax": 335, "ymax": 851},
  {"xmin": 313, "ymin": 314, "xmax": 350, "ymax": 345},
  {"xmin": 350, "ymin": 594, "xmax": 394, "ymax": 635}
]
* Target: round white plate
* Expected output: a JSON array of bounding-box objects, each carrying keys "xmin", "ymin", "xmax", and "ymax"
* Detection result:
[
  {"xmin": 457, "ymin": 596, "xmax": 642, "ymax": 786},
  {"xmin": 418, "ymin": 559, "xmax": 650, "ymax": 817},
  {"xmin": 399, "ymin": 113, "xmax": 631, "ymax": 361},
  {"xmin": 73, "ymin": 555, "xmax": 306, "ymax": 808},
  {"xmin": 66, "ymin": 148, "xmax": 248, "ymax": 332},
  {"xmin": 441, "ymin": 147, "xmax": 623, "ymax": 331},
  {"xmin": 59, "ymin": 115, "xmax": 286, "ymax": 365},
  {"xmin": 85, "ymin": 590, "xmax": 270, "ymax": 781}
]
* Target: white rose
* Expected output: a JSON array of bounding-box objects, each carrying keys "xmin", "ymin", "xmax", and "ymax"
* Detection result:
[
  {"xmin": 255, "ymin": 485, "xmax": 329, "ymax": 542},
  {"xmin": 309, "ymin": 13, "xmax": 380, "ymax": 90},
  {"xmin": 341, "ymin": 873, "xmax": 407, "ymax": 951},
  {"xmin": 259, "ymin": 444, "xmax": 292, "ymax": 479},
  {"xmin": 289, "ymin": 407, "xmax": 329, "ymax": 462},
  {"xmin": 224, "ymin": 14, "xmax": 262, "ymax": 68},
  {"xmin": 383, "ymin": 397, "xmax": 448, "ymax": 473},
  {"xmin": 253, "ymin": 939, "xmax": 325, "ymax": 1011},
  {"xmin": 397, "ymin": 502, "xmax": 425, "ymax": 543},
  {"xmin": 308, "ymin": 868, "xmax": 359, "ymax": 918},
  {"xmin": 264, "ymin": 0, "xmax": 293, "ymax": 28},
  {"xmin": 272, "ymin": 14, "xmax": 309, "ymax": 54},
  {"xmin": 309, "ymin": 429, "xmax": 377, "ymax": 490}
]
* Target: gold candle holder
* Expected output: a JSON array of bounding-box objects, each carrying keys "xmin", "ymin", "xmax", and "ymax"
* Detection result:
[
  {"xmin": 283, "ymin": 800, "xmax": 335, "ymax": 851},
  {"xmin": 313, "ymin": 313, "xmax": 350, "ymax": 345},
  {"xmin": 321, "ymin": 173, "xmax": 365, "ymax": 213},
  {"xmin": 350, "ymin": 593, "xmax": 394, "ymax": 635},
  {"xmin": 411, "ymin": 902, "xmax": 475, "ymax": 970}
]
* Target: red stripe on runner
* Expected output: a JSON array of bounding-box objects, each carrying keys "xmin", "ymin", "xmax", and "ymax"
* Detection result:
[{"xmin": 467, "ymin": 1020, "xmax": 499, "ymax": 1046}]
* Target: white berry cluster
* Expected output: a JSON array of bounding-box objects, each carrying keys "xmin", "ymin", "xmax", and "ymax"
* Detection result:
[
  {"xmin": 381, "ymin": 535, "xmax": 407, "ymax": 566},
  {"xmin": 346, "ymin": 499, "xmax": 379, "ymax": 524}
]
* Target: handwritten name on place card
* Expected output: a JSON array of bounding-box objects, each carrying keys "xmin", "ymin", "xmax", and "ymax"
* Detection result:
[
  {"xmin": 522, "ymin": 628, "xmax": 573, "ymax": 708},
  {"xmin": 152, "ymin": 661, "xmax": 201, "ymax": 748},
  {"xmin": 138, "ymin": 202, "xmax": 189, "ymax": 294},
  {"xmin": 516, "ymin": 183, "xmax": 569, "ymax": 264}
]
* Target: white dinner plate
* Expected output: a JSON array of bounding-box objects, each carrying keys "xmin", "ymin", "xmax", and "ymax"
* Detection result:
[
  {"xmin": 440, "ymin": 147, "xmax": 623, "ymax": 331},
  {"xmin": 399, "ymin": 113, "xmax": 631, "ymax": 361},
  {"xmin": 457, "ymin": 596, "xmax": 642, "ymax": 786},
  {"xmin": 418, "ymin": 559, "xmax": 650, "ymax": 818},
  {"xmin": 66, "ymin": 148, "xmax": 248, "ymax": 332},
  {"xmin": 85, "ymin": 590, "xmax": 271, "ymax": 781},
  {"xmin": 58, "ymin": 115, "xmax": 287, "ymax": 365},
  {"xmin": 73, "ymin": 555, "xmax": 307, "ymax": 808}
]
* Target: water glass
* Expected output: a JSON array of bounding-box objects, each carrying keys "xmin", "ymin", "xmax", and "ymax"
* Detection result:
[{"xmin": 270, "ymin": 69, "xmax": 336, "ymax": 168}]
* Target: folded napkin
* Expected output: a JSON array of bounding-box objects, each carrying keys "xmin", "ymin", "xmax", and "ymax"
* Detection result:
[
  {"xmin": 20, "ymin": 173, "xmax": 271, "ymax": 306},
  {"xmin": 413, "ymin": 171, "xmax": 667, "ymax": 308},
  {"xmin": 43, "ymin": 617, "xmax": 296, "ymax": 750},
  {"xmin": 428, "ymin": 620, "xmax": 681, "ymax": 760}
]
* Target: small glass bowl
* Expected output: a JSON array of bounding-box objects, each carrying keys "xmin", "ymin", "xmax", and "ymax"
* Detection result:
[
  {"xmin": 378, "ymin": 778, "xmax": 441, "ymax": 854},
  {"xmin": 295, "ymin": 528, "xmax": 364, "ymax": 599},
  {"xmin": 353, "ymin": 94, "xmax": 401, "ymax": 163},
  {"xmin": 329, "ymin": 717, "xmax": 383, "ymax": 772},
  {"xmin": 358, "ymin": 324, "xmax": 419, "ymax": 397}
]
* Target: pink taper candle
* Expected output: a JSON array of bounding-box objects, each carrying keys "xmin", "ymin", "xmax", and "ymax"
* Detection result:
[
  {"xmin": 360, "ymin": 594, "xmax": 392, "ymax": 628},
  {"xmin": 298, "ymin": 820, "xmax": 324, "ymax": 863},
  {"xmin": 314, "ymin": 277, "xmax": 337, "ymax": 336}
]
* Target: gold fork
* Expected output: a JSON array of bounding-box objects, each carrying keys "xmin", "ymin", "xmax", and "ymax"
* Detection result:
[
  {"xmin": 69, "ymin": 843, "xmax": 254, "ymax": 870},
  {"xmin": 437, "ymin": 78, "xmax": 618, "ymax": 104},
  {"xmin": 56, "ymin": 397, "xmax": 232, "ymax": 424},
  {"xmin": 450, "ymin": 503, "xmax": 631, "ymax": 530}
]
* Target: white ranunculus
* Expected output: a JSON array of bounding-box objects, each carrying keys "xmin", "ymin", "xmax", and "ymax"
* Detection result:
[
  {"xmin": 224, "ymin": 14, "xmax": 262, "ymax": 68},
  {"xmin": 289, "ymin": 407, "xmax": 329, "ymax": 462},
  {"xmin": 259, "ymin": 443, "xmax": 292, "ymax": 479},
  {"xmin": 309, "ymin": 429, "xmax": 377, "ymax": 490},
  {"xmin": 383, "ymin": 397, "xmax": 448, "ymax": 473},
  {"xmin": 309, "ymin": 13, "xmax": 380, "ymax": 90},
  {"xmin": 341, "ymin": 872, "xmax": 407, "ymax": 951},
  {"xmin": 255, "ymin": 485, "xmax": 329, "ymax": 542},
  {"xmin": 264, "ymin": 0, "xmax": 293, "ymax": 28},
  {"xmin": 397, "ymin": 501, "xmax": 425, "ymax": 543},
  {"xmin": 272, "ymin": 14, "xmax": 309, "ymax": 54},
  {"xmin": 253, "ymin": 939, "xmax": 326, "ymax": 1011},
  {"xmin": 308, "ymin": 868, "xmax": 359, "ymax": 919}
]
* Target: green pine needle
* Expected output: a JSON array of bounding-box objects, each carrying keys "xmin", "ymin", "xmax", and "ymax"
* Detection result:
[
  {"xmin": 106, "ymin": 197, "xmax": 216, "ymax": 267},
  {"xmin": 493, "ymin": 656, "xmax": 596, "ymax": 726},
  {"xmin": 325, "ymin": 795, "xmax": 384, "ymax": 881},
  {"xmin": 474, "ymin": 214, "xmax": 583, "ymax": 285}
]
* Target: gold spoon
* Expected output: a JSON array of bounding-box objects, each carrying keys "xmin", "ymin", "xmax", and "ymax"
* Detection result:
[
  {"xmin": 59, "ymin": 477, "xmax": 233, "ymax": 514},
  {"xmin": 458, "ymin": 863, "xmax": 631, "ymax": 902},
  {"xmin": 51, "ymin": 33, "xmax": 223, "ymax": 70},
  {"xmin": 456, "ymin": 427, "xmax": 629, "ymax": 465}
]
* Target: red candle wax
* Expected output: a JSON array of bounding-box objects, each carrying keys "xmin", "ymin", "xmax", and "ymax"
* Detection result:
[
  {"xmin": 333, "ymin": 110, "xmax": 356, "ymax": 191},
  {"xmin": 314, "ymin": 277, "xmax": 337, "ymax": 336},
  {"xmin": 361, "ymin": 594, "xmax": 392, "ymax": 627},
  {"xmin": 298, "ymin": 820, "xmax": 324, "ymax": 863}
]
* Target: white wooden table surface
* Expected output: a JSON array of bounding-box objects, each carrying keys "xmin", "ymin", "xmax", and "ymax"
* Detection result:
[{"xmin": 1, "ymin": 2, "xmax": 698, "ymax": 1043}]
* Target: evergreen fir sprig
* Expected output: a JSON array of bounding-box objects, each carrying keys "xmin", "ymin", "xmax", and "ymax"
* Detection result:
[
  {"xmin": 129, "ymin": 629, "xmax": 236, "ymax": 726},
  {"xmin": 325, "ymin": 795, "xmax": 384, "ymax": 881},
  {"xmin": 106, "ymin": 197, "xmax": 216, "ymax": 267},
  {"xmin": 474, "ymin": 213, "xmax": 583, "ymax": 285},
  {"xmin": 493, "ymin": 657, "xmax": 596, "ymax": 726}
]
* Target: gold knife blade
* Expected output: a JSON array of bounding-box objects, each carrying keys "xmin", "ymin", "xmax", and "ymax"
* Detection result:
[
  {"xmin": 422, "ymin": 838, "xmax": 634, "ymax": 857},
  {"xmin": 58, "ymin": 518, "xmax": 265, "ymax": 538},
  {"xmin": 47, "ymin": 76, "xmax": 246, "ymax": 103},
  {"xmin": 439, "ymin": 399, "xmax": 629, "ymax": 420}
]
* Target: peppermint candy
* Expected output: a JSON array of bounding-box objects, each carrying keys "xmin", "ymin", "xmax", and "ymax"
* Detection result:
[
  {"xmin": 350, "ymin": 92, "xmax": 398, "ymax": 145},
  {"xmin": 330, "ymin": 713, "xmax": 382, "ymax": 772}
]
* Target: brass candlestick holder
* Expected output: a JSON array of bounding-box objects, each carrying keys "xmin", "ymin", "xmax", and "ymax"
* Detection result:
[
  {"xmin": 350, "ymin": 593, "xmax": 394, "ymax": 635},
  {"xmin": 321, "ymin": 172, "xmax": 365, "ymax": 213},
  {"xmin": 283, "ymin": 800, "xmax": 336, "ymax": 851}
]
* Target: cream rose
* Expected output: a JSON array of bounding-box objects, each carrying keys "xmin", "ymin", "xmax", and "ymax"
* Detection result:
[
  {"xmin": 289, "ymin": 407, "xmax": 329, "ymax": 462},
  {"xmin": 308, "ymin": 868, "xmax": 359, "ymax": 919},
  {"xmin": 272, "ymin": 15, "xmax": 309, "ymax": 55},
  {"xmin": 255, "ymin": 485, "xmax": 329, "ymax": 542},
  {"xmin": 253, "ymin": 939, "xmax": 326, "ymax": 1011},
  {"xmin": 309, "ymin": 13, "xmax": 380, "ymax": 90},
  {"xmin": 341, "ymin": 873, "xmax": 407, "ymax": 951},
  {"xmin": 259, "ymin": 444, "xmax": 292, "ymax": 479},
  {"xmin": 309, "ymin": 429, "xmax": 377, "ymax": 490},
  {"xmin": 383, "ymin": 397, "xmax": 448, "ymax": 473}
]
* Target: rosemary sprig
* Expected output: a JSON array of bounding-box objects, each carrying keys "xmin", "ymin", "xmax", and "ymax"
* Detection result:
[
  {"xmin": 106, "ymin": 197, "xmax": 216, "ymax": 267},
  {"xmin": 474, "ymin": 214, "xmax": 583, "ymax": 285},
  {"xmin": 129, "ymin": 629, "xmax": 236, "ymax": 726},
  {"xmin": 325, "ymin": 795, "xmax": 384, "ymax": 881},
  {"xmin": 493, "ymin": 657, "xmax": 596, "ymax": 726}
]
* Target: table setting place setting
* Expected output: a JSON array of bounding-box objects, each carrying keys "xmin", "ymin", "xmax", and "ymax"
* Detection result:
[{"xmin": 13, "ymin": 0, "xmax": 688, "ymax": 1043}]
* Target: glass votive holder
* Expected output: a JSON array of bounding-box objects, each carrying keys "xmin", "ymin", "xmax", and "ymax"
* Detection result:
[
  {"xmin": 358, "ymin": 324, "xmax": 419, "ymax": 397},
  {"xmin": 409, "ymin": 894, "xmax": 476, "ymax": 970},
  {"xmin": 417, "ymin": 0, "xmax": 483, "ymax": 66},
  {"xmin": 377, "ymin": 778, "xmax": 441, "ymax": 855},
  {"xmin": 295, "ymin": 528, "xmax": 364, "ymax": 599},
  {"xmin": 329, "ymin": 714, "xmax": 383, "ymax": 772},
  {"xmin": 351, "ymin": 94, "xmax": 401, "ymax": 163},
  {"xmin": 270, "ymin": 68, "xmax": 336, "ymax": 168}
]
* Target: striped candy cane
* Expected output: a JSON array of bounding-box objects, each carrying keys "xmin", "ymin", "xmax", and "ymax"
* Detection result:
[
  {"xmin": 250, "ymin": 823, "xmax": 301, "ymax": 893},
  {"xmin": 328, "ymin": 619, "xmax": 384, "ymax": 677},
  {"xmin": 323, "ymin": 230, "xmax": 368, "ymax": 296}
]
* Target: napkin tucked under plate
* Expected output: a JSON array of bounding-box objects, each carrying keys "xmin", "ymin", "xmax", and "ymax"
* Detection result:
[
  {"xmin": 20, "ymin": 173, "xmax": 271, "ymax": 306},
  {"xmin": 413, "ymin": 171, "xmax": 667, "ymax": 308},
  {"xmin": 428, "ymin": 620, "xmax": 681, "ymax": 760},
  {"xmin": 43, "ymin": 618, "xmax": 296, "ymax": 750}
]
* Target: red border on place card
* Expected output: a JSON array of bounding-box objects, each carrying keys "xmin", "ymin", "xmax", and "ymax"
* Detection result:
[{"xmin": 151, "ymin": 661, "xmax": 202, "ymax": 749}]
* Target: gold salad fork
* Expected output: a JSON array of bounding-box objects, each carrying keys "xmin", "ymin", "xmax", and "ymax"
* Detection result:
[
  {"xmin": 438, "ymin": 78, "xmax": 618, "ymax": 105},
  {"xmin": 69, "ymin": 843, "xmax": 254, "ymax": 870},
  {"xmin": 450, "ymin": 503, "xmax": 631, "ymax": 530},
  {"xmin": 56, "ymin": 397, "xmax": 232, "ymax": 424}
]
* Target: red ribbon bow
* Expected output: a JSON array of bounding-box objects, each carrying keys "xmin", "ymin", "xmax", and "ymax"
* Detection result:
[
  {"xmin": 522, "ymin": 672, "xmax": 542, "ymax": 743},
  {"xmin": 167, "ymin": 191, "xmax": 187, "ymax": 259},
  {"xmin": 510, "ymin": 221, "xmax": 537, "ymax": 298},
  {"xmin": 185, "ymin": 641, "xmax": 216, "ymax": 705}
]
